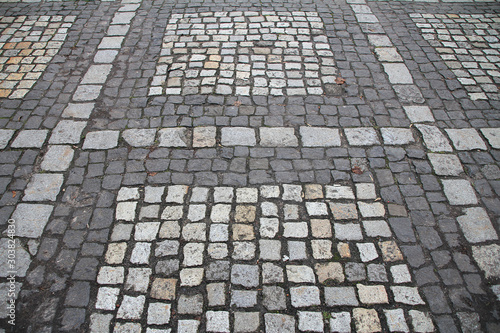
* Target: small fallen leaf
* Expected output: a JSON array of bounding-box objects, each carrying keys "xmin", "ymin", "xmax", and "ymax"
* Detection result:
[
  {"xmin": 335, "ymin": 76, "xmax": 346, "ymax": 85},
  {"xmin": 351, "ymin": 166, "xmax": 363, "ymax": 175},
  {"xmin": 12, "ymin": 191, "xmax": 16, "ymax": 198},
  {"xmin": 148, "ymin": 172, "xmax": 158, "ymax": 177},
  {"xmin": 234, "ymin": 101, "xmax": 242, "ymax": 107}
]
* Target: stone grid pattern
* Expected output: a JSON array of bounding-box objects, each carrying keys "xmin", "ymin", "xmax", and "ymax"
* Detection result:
[
  {"xmin": 89, "ymin": 184, "xmax": 433, "ymax": 332},
  {"xmin": 149, "ymin": 11, "xmax": 338, "ymax": 97},
  {"xmin": 411, "ymin": 13, "xmax": 500, "ymax": 101},
  {"xmin": 0, "ymin": 15, "xmax": 74, "ymax": 99}
]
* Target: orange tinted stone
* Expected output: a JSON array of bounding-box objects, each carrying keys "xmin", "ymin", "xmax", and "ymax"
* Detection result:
[
  {"xmin": 7, "ymin": 57, "xmax": 22, "ymax": 64},
  {"xmin": 0, "ymin": 89, "xmax": 12, "ymax": 98},
  {"xmin": 3, "ymin": 43, "xmax": 16, "ymax": 50},
  {"xmin": 19, "ymin": 49, "xmax": 33, "ymax": 56},
  {"xmin": 16, "ymin": 42, "xmax": 31, "ymax": 49}
]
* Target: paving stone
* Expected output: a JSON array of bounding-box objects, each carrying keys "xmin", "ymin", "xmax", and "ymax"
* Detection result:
[
  {"xmin": 97, "ymin": 266, "xmax": 124, "ymax": 284},
  {"xmin": 384, "ymin": 309, "xmax": 409, "ymax": 332},
  {"xmin": 357, "ymin": 284, "xmax": 389, "ymax": 304},
  {"xmin": 0, "ymin": 238, "xmax": 31, "ymax": 277},
  {"xmin": 234, "ymin": 312, "xmax": 260, "ymax": 332},
  {"xmin": 95, "ymin": 287, "xmax": 120, "ymax": 310},
  {"xmin": 298, "ymin": 311, "xmax": 324, "ymax": 332},
  {"xmin": 481, "ymin": 128, "xmax": 500, "ymax": 149},
  {"xmin": 147, "ymin": 303, "xmax": 171, "ymax": 325},
  {"xmin": 326, "ymin": 185, "xmax": 355, "ymax": 199},
  {"xmin": 408, "ymin": 310, "xmax": 434, "ymax": 333},
  {"xmin": 89, "ymin": 313, "xmax": 113, "ymax": 333},
  {"xmin": 283, "ymin": 184, "xmax": 303, "ymax": 201},
  {"xmin": 290, "ymin": 286, "xmax": 321, "ymax": 307},
  {"xmin": 221, "ymin": 127, "xmax": 256, "ymax": 146},
  {"xmin": 105, "ymin": 242, "xmax": 127, "ymax": 264},
  {"xmin": 117, "ymin": 295, "xmax": 145, "ymax": 319},
  {"xmin": 300, "ymin": 127, "xmax": 341, "ymax": 147},
  {"xmin": 117, "ymin": 187, "xmax": 140, "ymax": 201},
  {"xmin": 427, "ymin": 153, "xmax": 463, "ymax": 176},
  {"xmin": 207, "ymin": 282, "xmax": 226, "ymax": 307},
  {"xmin": 158, "ymin": 128, "xmax": 189, "ymax": 147},
  {"xmin": 124, "ymin": 267, "xmax": 151, "ymax": 293},
  {"xmin": 344, "ymin": 127, "xmax": 380, "ymax": 146},
  {"xmin": 94, "ymin": 50, "xmax": 119, "ymax": 63},
  {"xmin": 383, "ymin": 63, "xmax": 413, "ymax": 84},
  {"xmin": 334, "ymin": 223, "xmax": 363, "ymax": 240},
  {"xmin": 260, "ymin": 127, "xmax": 298, "ymax": 147},
  {"xmin": 48, "ymin": 120, "xmax": 87, "ymax": 144},
  {"xmin": 446, "ymin": 129, "xmax": 487, "ymax": 151},
  {"xmin": 193, "ymin": 127, "xmax": 216, "ymax": 147},
  {"xmin": 403, "ymin": 106, "xmax": 434, "ymax": 123},
  {"xmin": 330, "ymin": 312, "xmax": 351, "ymax": 333},
  {"xmin": 183, "ymin": 243, "xmax": 205, "ymax": 266},
  {"xmin": 116, "ymin": 202, "xmax": 137, "ymax": 221},
  {"xmin": 392, "ymin": 286, "xmax": 425, "ymax": 305},
  {"xmin": 231, "ymin": 264, "xmax": 259, "ymax": 287},
  {"xmin": 231, "ymin": 290, "xmax": 257, "ymax": 308},
  {"xmin": 381, "ymin": 128, "xmax": 415, "ymax": 145},
  {"xmin": 122, "ymin": 129, "xmax": 156, "ymax": 147},
  {"xmin": 391, "ymin": 264, "xmax": 412, "ymax": 284},
  {"xmin": 98, "ymin": 36, "xmax": 124, "ymax": 49},
  {"xmin": 416, "ymin": 125, "xmax": 453, "ymax": 152},
  {"xmin": 457, "ymin": 207, "xmax": 497, "ymax": 243},
  {"xmin": 352, "ymin": 308, "xmax": 381, "ymax": 333},
  {"xmin": 472, "ymin": 244, "xmax": 500, "ymax": 278},
  {"xmin": 379, "ymin": 241, "xmax": 404, "ymax": 262},
  {"xmin": 11, "ymin": 130, "xmax": 48, "ymax": 148},
  {"xmin": 306, "ymin": 202, "xmax": 329, "ymax": 216},
  {"xmin": 83, "ymin": 131, "xmax": 119, "ymax": 149},
  {"xmin": 23, "ymin": 174, "xmax": 64, "ymax": 201},
  {"xmin": 206, "ymin": 311, "xmax": 230, "ymax": 333},
  {"xmin": 73, "ymin": 85, "xmax": 103, "ymax": 101},
  {"xmin": 11, "ymin": 203, "xmax": 53, "ymax": 238},
  {"xmin": 362, "ymin": 220, "xmax": 391, "ymax": 238},
  {"xmin": 178, "ymin": 320, "xmax": 200, "ymax": 333},
  {"xmin": 357, "ymin": 243, "xmax": 379, "ymax": 262},
  {"xmin": 0, "ymin": 129, "xmax": 15, "ymax": 149},
  {"xmin": 442, "ymin": 179, "xmax": 477, "ymax": 205},
  {"xmin": 262, "ymin": 263, "xmax": 284, "ymax": 284},
  {"xmin": 130, "ymin": 242, "xmax": 152, "ymax": 264},
  {"xmin": 265, "ymin": 313, "xmax": 295, "ymax": 333},
  {"xmin": 82, "ymin": 64, "xmax": 112, "ymax": 84},
  {"xmin": 41, "ymin": 145, "xmax": 74, "ymax": 171},
  {"xmin": 62, "ymin": 103, "xmax": 95, "ymax": 118},
  {"xmin": 330, "ymin": 203, "xmax": 358, "ymax": 220},
  {"xmin": 178, "ymin": 294, "xmax": 203, "ymax": 315},
  {"xmin": 325, "ymin": 287, "xmax": 359, "ymax": 306},
  {"xmin": 286, "ymin": 265, "xmax": 316, "ymax": 283},
  {"xmin": 374, "ymin": 47, "xmax": 403, "ymax": 62},
  {"xmin": 114, "ymin": 322, "xmax": 141, "ymax": 333},
  {"xmin": 358, "ymin": 202, "xmax": 385, "ymax": 218},
  {"xmin": 315, "ymin": 262, "xmax": 344, "ymax": 283}
]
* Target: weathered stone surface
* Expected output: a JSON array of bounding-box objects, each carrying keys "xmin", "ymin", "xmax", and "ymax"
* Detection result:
[
  {"xmin": 445, "ymin": 129, "xmax": 487, "ymax": 151},
  {"xmin": 260, "ymin": 127, "xmax": 298, "ymax": 147},
  {"xmin": 158, "ymin": 128, "xmax": 189, "ymax": 147},
  {"xmin": 416, "ymin": 124, "xmax": 453, "ymax": 152},
  {"xmin": 11, "ymin": 203, "xmax": 53, "ymax": 238},
  {"xmin": 344, "ymin": 127, "xmax": 380, "ymax": 146},
  {"xmin": 428, "ymin": 153, "xmax": 463, "ymax": 176},
  {"xmin": 41, "ymin": 145, "xmax": 74, "ymax": 171},
  {"xmin": 481, "ymin": 128, "xmax": 500, "ymax": 149},
  {"xmin": 11, "ymin": 130, "xmax": 48, "ymax": 148},
  {"xmin": 0, "ymin": 129, "xmax": 15, "ymax": 149},
  {"xmin": 83, "ymin": 131, "xmax": 119, "ymax": 149},
  {"xmin": 0, "ymin": 238, "xmax": 31, "ymax": 277},
  {"xmin": 221, "ymin": 127, "xmax": 256, "ymax": 146},
  {"xmin": 122, "ymin": 129, "xmax": 156, "ymax": 147},
  {"xmin": 442, "ymin": 179, "xmax": 477, "ymax": 205},
  {"xmin": 457, "ymin": 207, "xmax": 498, "ymax": 243},
  {"xmin": 472, "ymin": 244, "xmax": 500, "ymax": 278},
  {"xmin": 300, "ymin": 127, "xmax": 341, "ymax": 147},
  {"xmin": 23, "ymin": 174, "xmax": 64, "ymax": 201},
  {"xmin": 382, "ymin": 63, "xmax": 413, "ymax": 84}
]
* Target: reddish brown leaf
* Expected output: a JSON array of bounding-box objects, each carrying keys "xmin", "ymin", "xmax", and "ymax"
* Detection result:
[
  {"xmin": 234, "ymin": 101, "xmax": 242, "ymax": 107},
  {"xmin": 351, "ymin": 166, "xmax": 363, "ymax": 175},
  {"xmin": 335, "ymin": 77, "xmax": 346, "ymax": 85},
  {"xmin": 148, "ymin": 172, "xmax": 158, "ymax": 177},
  {"xmin": 12, "ymin": 191, "xmax": 16, "ymax": 198}
]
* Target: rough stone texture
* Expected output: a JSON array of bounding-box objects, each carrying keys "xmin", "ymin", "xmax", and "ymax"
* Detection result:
[
  {"xmin": 300, "ymin": 127, "xmax": 341, "ymax": 147},
  {"xmin": 472, "ymin": 244, "xmax": 500, "ymax": 279},
  {"xmin": 260, "ymin": 127, "xmax": 298, "ymax": 147},
  {"xmin": 158, "ymin": 128, "xmax": 189, "ymax": 147},
  {"xmin": 11, "ymin": 130, "xmax": 48, "ymax": 148},
  {"xmin": 23, "ymin": 174, "xmax": 64, "ymax": 201},
  {"xmin": 457, "ymin": 207, "xmax": 498, "ymax": 243},
  {"xmin": 41, "ymin": 145, "xmax": 74, "ymax": 171},
  {"xmin": 122, "ymin": 129, "xmax": 156, "ymax": 147},
  {"xmin": 445, "ymin": 129, "xmax": 487, "ymax": 150},
  {"xmin": 442, "ymin": 180, "xmax": 478, "ymax": 205},
  {"xmin": 83, "ymin": 131, "xmax": 119, "ymax": 149},
  {"xmin": 221, "ymin": 127, "xmax": 256, "ymax": 146}
]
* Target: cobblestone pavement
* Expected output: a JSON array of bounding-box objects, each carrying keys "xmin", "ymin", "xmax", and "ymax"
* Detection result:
[{"xmin": 0, "ymin": 0, "xmax": 499, "ymax": 332}]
